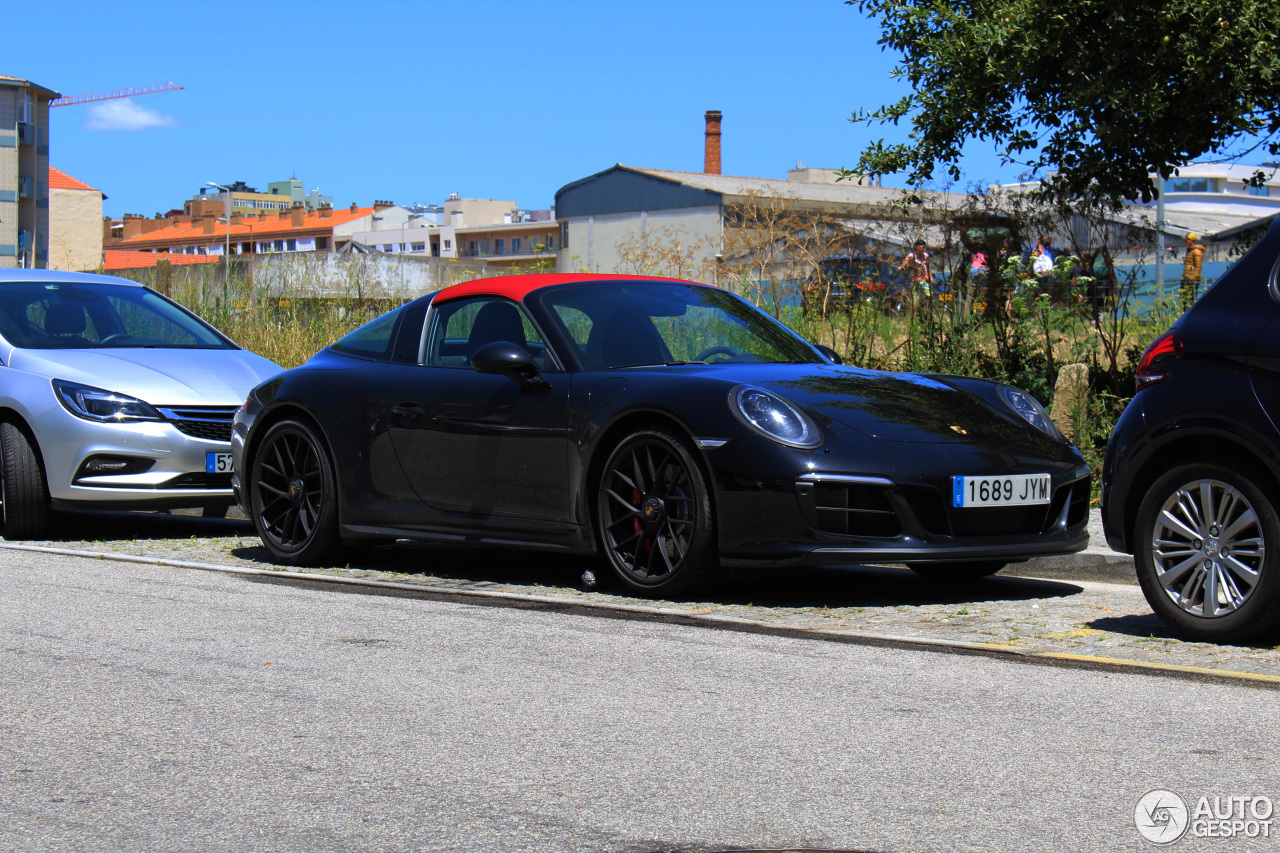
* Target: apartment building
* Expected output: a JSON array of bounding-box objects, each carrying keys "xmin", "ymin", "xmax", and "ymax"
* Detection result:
[{"xmin": 0, "ymin": 74, "xmax": 59, "ymax": 268}]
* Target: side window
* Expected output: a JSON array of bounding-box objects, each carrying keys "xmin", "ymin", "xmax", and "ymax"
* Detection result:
[
  {"xmin": 391, "ymin": 302, "xmax": 429, "ymax": 364},
  {"xmin": 552, "ymin": 305, "xmax": 593, "ymax": 362},
  {"xmin": 329, "ymin": 307, "xmax": 402, "ymax": 361},
  {"xmin": 425, "ymin": 297, "xmax": 554, "ymax": 371}
]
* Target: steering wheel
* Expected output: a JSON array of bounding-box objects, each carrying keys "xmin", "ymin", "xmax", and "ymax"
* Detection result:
[
  {"xmin": 98, "ymin": 333, "xmax": 130, "ymax": 345},
  {"xmin": 694, "ymin": 345, "xmax": 739, "ymax": 362}
]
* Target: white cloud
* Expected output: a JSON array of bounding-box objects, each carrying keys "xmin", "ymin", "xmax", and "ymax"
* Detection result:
[{"xmin": 84, "ymin": 100, "xmax": 177, "ymax": 132}]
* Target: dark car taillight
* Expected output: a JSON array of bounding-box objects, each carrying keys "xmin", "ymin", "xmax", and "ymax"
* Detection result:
[{"xmin": 1135, "ymin": 329, "xmax": 1183, "ymax": 391}]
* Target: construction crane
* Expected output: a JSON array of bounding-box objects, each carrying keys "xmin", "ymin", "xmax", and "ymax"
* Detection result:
[{"xmin": 50, "ymin": 82, "xmax": 184, "ymax": 108}]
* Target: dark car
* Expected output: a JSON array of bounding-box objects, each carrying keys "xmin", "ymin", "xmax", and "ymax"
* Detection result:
[
  {"xmin": 1103, "ymin": 221, "xmax": 1280, "ymax": 642},
  {"xmin": 232, "ymin": 273, "xmax": 1090, "ymax": 595}
]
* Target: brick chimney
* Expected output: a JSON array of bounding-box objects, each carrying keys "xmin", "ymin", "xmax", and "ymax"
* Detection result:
[
  {"xmin": 123, "ymin": 214, "xmax": 144, "ymax": 240},
  {"xmin": 290, "ymin": 203, "xmax": 304, "ymax": 227},
  {"xmin": 230, "ymin": 213, "xmax": 244, "ymax": 226},
  {"xmin": 319, "ymin": 205, "xmax": 333, "ymax": 219},
  {"xmin": 201, "ymin": 214, "xmax": 215, "ymax": 235},
  {"xmin": 704, "ymin": 110, "xmax": 722, "ymax": 175},
  {"xmin": 350, "ymin": 202, "xmax": 359, "ymax": 214}
]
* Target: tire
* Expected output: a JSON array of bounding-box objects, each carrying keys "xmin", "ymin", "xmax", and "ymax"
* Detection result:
[
  {"xmin": 249, "ymin": 419, "xmax": 341, "ymax": 565},
  {"xmin": 907, "ymin": 560, "xmax": 1007, "ymax": 581},
  {"xmin": 1134, "ymin": 463, "xmax": 1280, "ymax": 643},
  {"xmin": 0, "ymin": 421, "xmax": 51, "ymax": 540},
  {"xmin": 596, "ymin": 427, "xmax": 717, "ymax": 596}
]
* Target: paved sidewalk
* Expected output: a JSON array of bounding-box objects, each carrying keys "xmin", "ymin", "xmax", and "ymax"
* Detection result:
[{"xmin": 4, "ymin": 507, "xmax": 1278, "ymax": 686}]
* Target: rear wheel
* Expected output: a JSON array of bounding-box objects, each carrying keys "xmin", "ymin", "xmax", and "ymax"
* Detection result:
[
  {"xmin": 0, "ymin": 421, "xmax": 51, "ymax": 540},
  {"xmin": 249, "ymin": 419, "xmax": 340, "ymax": 565},
  {"xmin": 1135, "ymin": 463, "xmax": 1280, "ymax": 643},
  {"xmin": 596, "ymin": 427, "xmax": 716, "ymax": 596},
  {"xmin": 907, "ymin": 560, "xmax": 1007, "ymax": 581}
]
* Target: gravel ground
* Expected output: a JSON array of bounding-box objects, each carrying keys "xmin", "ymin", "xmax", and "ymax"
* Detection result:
[{"xmin": 5, "ymin": 506, "xmax": 1279, "ymax": 683}]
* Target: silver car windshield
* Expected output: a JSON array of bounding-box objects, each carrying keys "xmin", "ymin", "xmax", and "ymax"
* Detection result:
[{"xmin": 0, "ymin": 282, "xmax": 232, "ymax": 350}]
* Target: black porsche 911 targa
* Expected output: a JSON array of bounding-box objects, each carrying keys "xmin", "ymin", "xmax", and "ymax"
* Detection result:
[{"xmin": 231, "ymin": 274, "xmax": 1090, "ymax": 595}]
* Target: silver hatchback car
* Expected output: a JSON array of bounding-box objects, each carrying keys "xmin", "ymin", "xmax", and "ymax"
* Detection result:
[{"xmin": 0, "ymin": 270, "xmax": 280, "ymax": 538}]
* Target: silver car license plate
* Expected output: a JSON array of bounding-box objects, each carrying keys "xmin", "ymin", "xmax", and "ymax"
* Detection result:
[{"xmin": 206, "ymin": 451, "xmax": 234, "ymax": 474}]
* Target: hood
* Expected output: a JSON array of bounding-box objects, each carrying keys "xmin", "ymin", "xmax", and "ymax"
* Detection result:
[
  {"xmin": 714, "ymin": 363, "xmax": 1054, "ymax": 448},
  {"xmin": 11, "ymin": 347, "xmax": 282, "ymax": 406}
]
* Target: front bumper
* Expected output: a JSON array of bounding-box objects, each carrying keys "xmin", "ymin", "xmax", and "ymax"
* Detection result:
[
  {"xmin": 715, "ymin": 460, "xmax": 1092, "ymax": 569},
  {"xmin": 35, "ymin": 402, "xmax": 238, "ymax": 510}
]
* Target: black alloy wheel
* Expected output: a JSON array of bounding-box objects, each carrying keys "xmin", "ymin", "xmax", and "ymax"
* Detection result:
[
  {"xmin": 1135, "ymin": 462, "xmax": 1280, "ymax": 643},
  {"xmin": 250, "ymin": 419, "xmax": 340, "ymax": 565},
  {"xmin": 907, "ymin": 560, "xmax": 1007, "ymax": 581},
  {"xmin": 0, "ymin": 421, "xmax": 51, "ymax": 540},
  {"xmin": 597, "ymin": 427, "xmax": 716, "ymax": 596}
]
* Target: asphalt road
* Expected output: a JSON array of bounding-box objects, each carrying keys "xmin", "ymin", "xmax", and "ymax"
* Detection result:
[{"xmin": 2, "ymin": 548, "xmax": 1277, "ymax": 853}]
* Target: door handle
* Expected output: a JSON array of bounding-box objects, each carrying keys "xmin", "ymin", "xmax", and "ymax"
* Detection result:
[{"xmin": 391, "ymin": 404, "xmax": 424, "ymax": 418}]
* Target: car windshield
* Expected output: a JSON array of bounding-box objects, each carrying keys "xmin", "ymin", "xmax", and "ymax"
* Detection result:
[
  {"xmin": 0, "ymin": 281, "xmax": 231, "ymax": 350},
  {"xmin": 538, "ymin": 281, "xmax": 823, "ymax": 369}
]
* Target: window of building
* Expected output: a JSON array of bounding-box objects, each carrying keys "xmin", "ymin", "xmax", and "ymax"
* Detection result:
[
  {"xmin": 286, "ymin": 238, "xmax": 297, "ymax": 251},
  {"xmin": 444, "ymin": 239, "xmax": 452, "ymax": 250},
  {"xmin": 1249, "ymin": 184, "xmax": 1272, "ymax": 197},
  {"xmin": 548, "ymin": 234, "xmax": 556, "ymax": 250},
  {"xmin": 383, "ymin": 244, "xmax": 395, "ymax": 252},
  {"xmin": 412, "ymin": 242, "xmax": 426, "ymax": 252},
  {"xmin": 317, "ymin": 237, "xmax": 329, "ymax": 251},
  {"xmin": 1168, "ymin": 178, "xmax": 1211, "ymax": 193},
  {"xmin": 511, "ymin": 238, "xmax": 522, "ymax": 254}
]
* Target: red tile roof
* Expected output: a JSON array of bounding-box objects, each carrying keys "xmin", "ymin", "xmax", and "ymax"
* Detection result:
[
  {"xmin": 49, "ymin": 166, "xmax": 98, "ymax": 192},
  {"xmin": 103, "ymin": 250, "xmax": 222, "ymax": 271},
  {"xmin": 116, "ymin": 206, "xmax": 375, "ymax": 248}
]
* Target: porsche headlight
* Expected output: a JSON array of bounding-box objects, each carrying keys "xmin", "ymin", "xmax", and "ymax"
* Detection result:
[
  {"xmin": 53, "ymin": 380, "xmax": 163, "ymax": 423},
  {"xmin": 999, "ymin": 385, "xmax": 1060, "ymax": 438},
  {"xmin": 731, "ymin": 385, "xmax": 822, "ymax": 448}
]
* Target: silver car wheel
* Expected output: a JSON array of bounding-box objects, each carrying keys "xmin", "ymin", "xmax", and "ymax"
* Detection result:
[{"xmin": 1149, "ymin": 478, "xmax": 1265, "ymax": 618}]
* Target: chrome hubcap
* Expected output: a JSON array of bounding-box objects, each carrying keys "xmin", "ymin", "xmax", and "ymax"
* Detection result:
[{"xmin": 1150, "ymin": 479, "xmax": 1265, "ymax": 618}]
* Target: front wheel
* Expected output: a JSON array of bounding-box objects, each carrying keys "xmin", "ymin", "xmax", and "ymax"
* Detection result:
[
  {"xmin": 1134, "ymin": 463, "xmax": 1280, "ymax": 643},
  {"xmin": 907, "ymin": 560, "xmax": 1007, "ymax": 581},
  {"xmin": 0, "ymin": 422, "xmax": 51, "ymax": 540},
  {"xmin": 596, "ymin": 427, "xmax": 716, "ymax": 596},
  {"xmin": 249, "ymin": 419, "xmax": 341, "ymax": 565}
]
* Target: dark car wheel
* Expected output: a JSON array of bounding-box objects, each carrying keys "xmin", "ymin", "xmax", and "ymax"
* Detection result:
[
  {"xmin": 1135, "ymin": 463, "xmax": 1280, "ymax": 643},
  {"xmin": 250, "ymin": 419, "xmax": 341, "ymax": 565},
  {"xmin": 0, "ymin": 421, "xmax": 51, "ymax": 540},
  {"xmin": 907, "ymin": 560, "xmax": 1007, "ymax": 581},
  {"xmin": 597, "ymin": 427, "xmax": 716, "ymax": 596}
]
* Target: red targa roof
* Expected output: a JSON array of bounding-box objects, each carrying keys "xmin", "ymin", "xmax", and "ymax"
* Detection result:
[{"xmin": 432, "ymin": 273, "xmax": 705, "ymax": 304}]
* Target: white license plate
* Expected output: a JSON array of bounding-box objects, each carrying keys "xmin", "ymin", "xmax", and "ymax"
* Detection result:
[
  {"xmin": 952, "ymin": 474, "xmax": 1051, "ymax": 507},
  {"xmin": 206, "ymin": 452, "xmax": 234, "ymax": 474}
]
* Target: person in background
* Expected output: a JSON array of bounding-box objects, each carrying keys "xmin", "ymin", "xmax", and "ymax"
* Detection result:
[
  {"xmin": 1180, "ymin": 232, "xmax": 1206, "ymax": 309},
  {"xmin": 897, "ymin": 239, "xmax": 931, "ymax": 315}
]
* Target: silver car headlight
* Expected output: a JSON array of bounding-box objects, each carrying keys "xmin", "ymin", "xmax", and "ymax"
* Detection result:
[
  {"xmin": 730, "ymin": 385, "xmax": 823, "ymax": 448},
  {"xmin": 999, "ymin": 385, "xmax": 1060, "ymax": 438},
  {"xmin": 53, "ymin": 379, "xmax": 163, "ymax": 423}
]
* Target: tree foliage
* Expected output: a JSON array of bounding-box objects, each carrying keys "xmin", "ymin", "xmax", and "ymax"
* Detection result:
[{"xmin": 846, "ymin": 0, "xmax": 1280, "ymax": 205}]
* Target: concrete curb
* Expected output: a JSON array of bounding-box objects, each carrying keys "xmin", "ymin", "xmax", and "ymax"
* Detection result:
[
  {"xmin": 1005, "ymin": 550, "xmax": 1135, "ymax": 585},
  {"xmin": 5, "ymin": 541, "xmax": 1275, "ymax": 693}
]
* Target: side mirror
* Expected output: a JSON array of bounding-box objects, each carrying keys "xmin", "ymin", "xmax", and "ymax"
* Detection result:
[
  {"xmin": 470, "ymin": 340, "xmax": 547, "ymax": 388},
  {"xmin": 814, "ymin": 343, "xmax": 843, "ymax": 365}
]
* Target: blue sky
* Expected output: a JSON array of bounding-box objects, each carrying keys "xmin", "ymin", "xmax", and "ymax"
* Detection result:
[{"xmin": 23, "ymin": 0, "xmax": 1025, "ymax": 218}]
